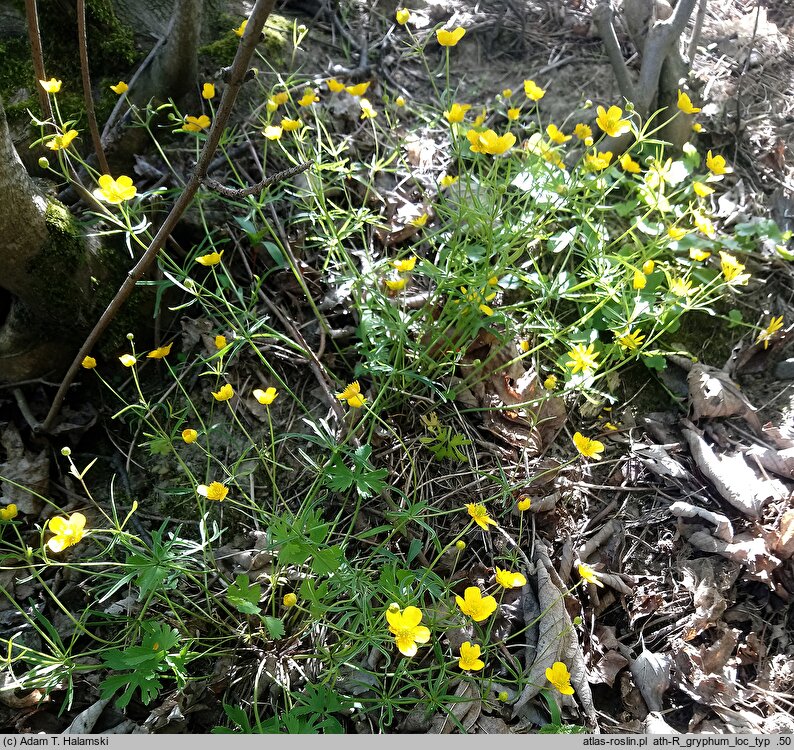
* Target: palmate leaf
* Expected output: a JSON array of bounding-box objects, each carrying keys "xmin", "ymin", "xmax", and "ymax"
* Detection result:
[
  {"xmin": 99, "ymin": 670, "xmax": 162, "ymax": 708},
  {"xmin": 227, "ymin": 574, "xmax": 262, "ymax": 615},
  {"xmin": 323, "ymin": 444, "xmax": 388, "ymax": 497}
]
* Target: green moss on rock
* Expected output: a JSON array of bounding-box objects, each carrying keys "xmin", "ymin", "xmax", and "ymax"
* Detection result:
[{"xmin": 200, "ymin": 13, "xmax": 291, "ymax": 67}]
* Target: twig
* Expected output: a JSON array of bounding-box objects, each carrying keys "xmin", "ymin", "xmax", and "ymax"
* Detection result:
[
  {"xmin": 76, "ymin": 0, "xmax": 109, "ymax": 175},
  {"xmin": 733, "ymin": 0, "xmax": 762, "ymax": 162},
  {"xmin": 687, "ymin": 0, "xmax": 708, "ymax": 62},
  {"xmin": 202, "ymin": 160, "xmax": 312, "ymax": 199},
  {"xmin": 40, "ymin": 0, "xmax": 279, "ymax": 434},
  {"xmin": 593, "ymin": 3, "xmax": 636, "ymax": 103},
  {"xmin": 24, "ymin": 0, "xmax": 52, "ymax": 121}
]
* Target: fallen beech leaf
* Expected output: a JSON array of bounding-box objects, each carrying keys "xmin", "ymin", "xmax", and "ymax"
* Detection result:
[
  {"xmin": 629, "ymin": 649, "xmax": 671, "ymax": 712},
  {"xmin": 686, "ymin": 530, "xmax": 782, "ymax": 585},
  {"xmin": 687, "ymin": 363, "xmax": 763, "ymax": 434},
  {"xmin": 591, "ymin": 650, "xmax": 629, "ymax": 687},
  {"xmin": 669, "ymin": 501, "xmax": 734, "ymax": 542},
  {"xmin": 744, "ymin": 445, "xmax": 794, "ymax": 480}
]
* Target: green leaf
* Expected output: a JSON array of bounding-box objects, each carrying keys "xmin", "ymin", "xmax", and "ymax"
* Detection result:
[
  {"xmin": 227, "ymin": 574, "xmax": 262, "ymax": 615},
  {"xmin": 99, "ymin": 671, "xmax": 162, "ymax": 708},
  {"xmin": 278, "ymin": 541, "xmax": 311, "ymax": 566},
  {"xmin": 311, "ymin": 545, "xmax": 344, "ymax": 575},
  {"xmin": 262, "ymin": 616, "xmax": 285, "ymax": 640},
  {"xmin": 727, "ymin": 309, "xmax": 744, "ymax": 328}
]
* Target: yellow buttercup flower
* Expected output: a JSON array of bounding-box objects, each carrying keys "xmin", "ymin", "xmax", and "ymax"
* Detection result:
[
  {"xmin": 263, "ymin": 125, "xmax": 282, "ymax": 140},
  {"xmin": 196, "ymin": 251, "xmax": 223, "ymax": 266},
  {"xmin": 501, "ymin": 88, "xmax": 513, "ymax": 98},
  {"xmin": 410, "ymin": 213, "xmax": 428, "ymax": 227},
  {"xmin": 565, "ymin": 343, "xmax": 598, "ymax": 374},
  {"xmin": 619, "ymin": 153, "xmax": 641, "ymax": 173},
  {"xmin": 466, "ymin": 129, "xmax": 516, "ymax": 156},
  {"xmin": 182, "ymin": 429, "xmax": 198, "ymax": 444},
  {"xmin": 184, "ymin": 115, "xmax": 211, "ymax": 132},
  {"xmin": 523, "ymin": 79, "xmax": 545, "ymax": 101},
  {"xmin": 466, "ymin": 503, "xmax": 497, "ymax": 530},
  {"xmin": 573, "ymin": 123, "xmax": 592, "ymax": 141},
  {"xmin": 668, "ymin": 226, "xmax": 688, "ymax": 241},
  {"xmin": 546, "ymin": 124, "xmax": 571, "ymax": 144},
  {"xmin": 0, "ymin": 504, "xmax": 18, "ymax": 522},
  {"xmin": 46, "ymin": 129, "xmax": 79, "ymax": 151},
  {"xmin": 327, "ymin": 78, "xmax": 345, "ymax": 93},
  {"xmin": 677, "ymin": 90, "xmax": 701, "ymax": 114},
  {"xmin": 517, "ymin": 497, "xmax": 531, "ymax": 512},
  {"xmin": 458, "ymin": 642, "xmax": 485, "ymax": 671},
  {"xmin": 283, "ymin": 593, "xmax": 297, "ymax": 607},
  {"xmin": 146, "ymin": 342, "xmax": 173, "ymax": 359},
  {"xmin": 436, "ymin": 27, "xmax": 466, "ymax": 47},
  {"xmin": 214, "ymin": 334, "xmax": 227, "ymax": 349},
  {"xmin": 110, "ymin": 81, "xmax": 128, "ymax": 95},
  {"xmin": 280, "ymin": 118, "xmax": 303, "ymax": 131},
  {"xmin": 573, "ymin": 431, "xmax": 605, "ymax": 460},
  {"xmin": 212, "ymin": 383, "xmax": 234, "ymax": 401},
  {"xmin": 756, "ymin": 316, "xmax": 784, "ymax": 349},
  {"xmin": 455, "ymin": 586, "xmax": 497, "ymax": 622},
  {"xmin": 298, "ymin": 89, "xmax": 319, "ymax": 106},
  {"xmin": 198, "ymin": 482, "xmax": 228, "ymax": 501},
  {"xmin": 39, "ymin": 78, "xmax": 62, "ymax": 93},
  {"xmin": 393, "ymin": 256, "xmax": 417, "ymax": 272},
  {"xmin": 544, "ymin": 374, "xmax": 557, "ymax": 390},
  {"xmin": 47, "ymin": 512, "xmax": 86, "ymax": 552},
  {"xmin": 395, "ymin": 8, "xmax": 411, "ymax": 25},
  {"xmin": 578, "ymin": 563, "xmax": 604, "ymax": 587},
  {"xmin": 233, "ymin": 19, "xmax": 247, "ymax": 37},
  {"xmin": 494, "ymin": 567, "xmax": 527, "ymax": 589},
  {"xmin": 93, "ymin": 174, "xmax": 137, "ymax": 204},
  {"xmin": 642, "ymin": 259, "xmax": 655, "ymax": 274},
  {"xmin": 633, "ymin": 270, "xmax": 647, "ymax": 290},
  {"xmin": 359, "ymin": 98, "xmax": 377, "ymax": 119},
  {"xmin": 253, "ymin": 387, "xmax": 278, "ymax": 405},
  {"xmin": 386, "ymin": 605, "xmax": 431, "ymax": 657},
  {"xmin": 444, "ymin": 102, "xmax": 471, "ymax": 123},
  {"xmin": 719, "ymin": 251, "xmax": 750, "ymax": 285},
  {"xmin": 440, "ymin": 174, "xmax": 458, "ymax": 189},
  {"xmin": 385, "ymin": 277, "xmax": 408, "ymax": 292},
  {"xmin": 119, "ymin": 354, "xmax": 136, "ymax": 367},
  {"xmin": 272, "ymin": 92, "xmax": 289, "ymax": 106},
  {"xmin": 336, "ymin": 381, "xmax": 366, "ymax": 408},
  {"xmin": 81, "ymin": 356, "xmax": 97, "ymax": 369},
  {"xmin": 202, "ymin": 82, "xmax": 215, "ymax": 99},
  {"xmin": 693, "ymin": 181, "xmax": 714, "ymax": 197},
  {"xmin": 693, "ymin": 210, "xmax": 716, "ymax": 239},
  {"xmin": 669, "ymin": 277, "xmax": 693, "ymax": 297},
  {"xmin": 617, "ymin": 329, "xmax": 645, "ymax": 350},
  {"xmin": 506, "ymin": 107, "xmax": 521, "ymax": 121},
  {"xmin": 706, "ymin": 150, "xmax": 731, "ymax": 176},
  {"xmin": 546, "ymin": 661, "xmax": 575, "ymax": 695},
  {"xmin": 689, "ymin": 248, "xmax": 711, "ymax": 261},
  {"xmin": 692, "ymin": 123, "xmax": 703, "ymax": 133},
  {"xmin": 595, "ymin": 105, "xmax": 630, "ymax": 137},
  {"xmin": 585, "ymin": 150, "xmax": 612, "ymax": 171},
  {"xmin": 345, "ymin": 81, "xmax": 370, "ymax": 97},
  {"xmin": 395, "ymin": 95, "xmax": 406, "ymax": 107}
]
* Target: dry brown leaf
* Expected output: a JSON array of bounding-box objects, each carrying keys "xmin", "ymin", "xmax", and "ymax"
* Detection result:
[
  {"xmin": 590, "ymin": 650, "xmax": 629, "ymax": 687},
  {"xmin": 686, "ymin": 530, "xmax": 782, "ymax": 585},
  {"xmin": 62, "ymin": 698, "xmax": 112, "ymax": 734},
  {"xmin": 687, "ymin": 363, "xmax": 763, "ymax": 434},
  {"xmin": 430, "ymin": 680, "xmax": 481, "ymax": 733},
  {"xmin": 774, "ymin": 509, "xmax": 794, "ymax": 559},
  {"xmin": 0, "ymin": 422, "xmax": 47, "ymax": 516},
  {"xmin": 629, "ymin": 649, "xmax": 671, "ymax": 712},
  {"xmin": 669, "ymin": 501, "xmax": 734, "ymax": 542},
  {"xmin": 744, "ymin": 444, "xmax": 794, "ymax": 480}
]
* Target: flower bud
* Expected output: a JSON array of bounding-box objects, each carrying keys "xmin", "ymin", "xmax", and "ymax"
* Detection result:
[
  {"xmin": 60, "ymin": 447, "xmax": 72, "ymax": 457},
  {"xmin": 38, "ymin": 157, "xmax": 50, "ymax": 169}
]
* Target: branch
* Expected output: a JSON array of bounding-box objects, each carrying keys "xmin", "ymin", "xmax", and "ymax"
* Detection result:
[
  {"xmin": 202, "ymin": 160, "xmax": 312, "ymax": 199},
  {"xmin": 593, "ymin": 3, "xmax": 637, "ymax": 104},
  {"xmin": 24, "ymin": 0, "xmax": 52, "ymax": 122},
  {"xmin": 687, "ymin": 0, "xmax": 708, "ymax": 62},
  {"xmin": 77, "ymin": 0, "xmax": 110, "ymax": 174},
  {"xmin": 40, "ymin": 0, "xmax": 278, "ymax": 434}
]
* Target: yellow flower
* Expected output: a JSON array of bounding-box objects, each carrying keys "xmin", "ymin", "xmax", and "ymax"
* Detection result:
[
  {"xmin": 327, "ymin": 78, "xmax": 345, "ymax": 93},
  {"xmin": 0, "ymin": 504, "xmax": 18, "ymax": 522},
  {"xmin": 473, "ymin": 108, "xmax": 487, "ymax": 127},
  {"xmin": 202, "ymin": 82, "xmax": 215, "ymax": 99},
  {"xmin": 386, "ymin": 605, "xmax": 431, "ymax": 657},
  {"xmin": 283, "ymin": 593, "xmax": 297, "ymax": 607},
  {"xmin": 619, "ymin": 153, "xmax": 641, "ymax": 173},
  {"xmin": 214, "ymin": 334, "xmax": 227, "ymax": 349},
  {"xmin": 573, "ymin": 123, "xmax": 592, "ymax": 141},
  {"xmin": 410, "ymin": 213, "xmax": 428, "ymax": 227},
  {"xmin": 677, "ymin": 90, "xmax": 701, "ymax": 114},
  {"xmin": 395, "ymin": 95, "xmax": 406, "ymax": 107},
  {"xmin": 523, "ymin": 79, "xmax": 545, "ymax": 101},
  {"xmin": 385, "ymin": 277, "xmax": 408, "ymax": 292},
  {"xmin": 393, "ymin": 256, "xmax": 417, "ymax": 272},
  {"xmin": 633, "ymin": 270, "xmax": 647, "ymax": 290},
  {"xmin": 578, "ymin": 562, "xmax": 604, "ymax": 587},
  {"xmin": 336, "ymin": 380, "xmax": 366, "ymax": 408},
  {"xmin": 39, "ymin": 78, "xmax": 62, "ymax": 93},
  {"xmin": 93, "ymin": 174, "xmax": 137, "ymax": 204},
  {"xmin": 543, "ymin": 374, "xmax": 557, "ymax": 390},
  {"xmin": 668, "ymin": 226, "xmax": 688, "ymax": 241},
  {"xmin": 272, "ymin": 91, "xmax": 289, "ymax": 106},
  {"xmin": 585, "ymin": 150, "xmax": 612, "ymax": 171},
  {"xmin": 263, "ymin": 125, "xmax": 283, "ymax": 140},
  {"xmin": 506, "ymin": 107, "xmax": 521, "ymax": 121},
  {"xmin": 396, "ymin": 8, "xmax": 411, "ymax": 24},
  {"xmin": 455, "ymin": 586, "xmax": 498, "ymax": 622},
  {"xmin": 689, "ymin": 247, "xmax": 711, "ymax": 261},
  {"xmin": 719, "ymin": 251, "xmax": 750, "ymax": 285},
  {"xmin": 212, "ymin": 383, "xmax": 234, "ymax": 401},
  {"xmin": 565, "ymin": 343, "xmax": 598, "ymax": 374},
  {"xmin": 47, "ymin": 512, "xmax": 87, "ymax": 552},
  {"xmin": 617, "ymin": 329, "xmax": 645, "ymax": 350},
  {"xmin": 466, "ymin": 129, "xmax": 516, "ymax": 156},
  {"xmin": 146, "ymin": 342, "xmax": 173, "ymax": 359},
  {"xmin": 519, "ymin": 340, "xmax": 529, "ymax": 353},
  {"xmin": 546, "ymin": 124, "xmax": 571, "ymax": 144},
  {"xmin": 693, "ymin": 181, "xmax": 714, "ymax": 197},
  {"xmin": 437, "ymin": 174, "xmax": 458, "ymax": 190},
  {"xmin": 298, "ymin": 89, "xmax": 319, "ymax": 107},
  {"xmin": 280, "ymin": 118, "xmax": 302, "ymax": 131},
  {"xmin": 757, "ymin": 316, "xmax": 784, "ymax": 349},
  {"xmin": 706, "ymin": 150, "xmax": 730, "ymax": 176},
  {"xmin": 692, "ymin": 122, "xmax": 703, "ymax": 133},
  {"xmin": 604, "ymin": 422, "xmax": 619, "ymax": 431},
  {"xmin": 196, "ymin": 251, "xmax": 223, "ymax": 266},
  {"xmin": 479, "ymin": 304, "xmax": 494, "ymax": 316},
  {"xmin": 436, "ymin": 27, "xmax": 466, "ymax": 47},
  {"xmin": 81, "ymin": 356, "xmax": 97, "ymax": 369},
  {"xmin": 182, "ymin": 429, "xmax": 198, "ymax": 444},
  {"xmin": 444, "ymin": 102, "xmax": 471, "ymax": 123},
  {"xmin": 233, "ymin": 19, "xmax": 248, "ymax": 37},
  {"xmin": 46, "ymin": 129, "xmax": 79, "ymax": 151},
  {"xmin": 502, "ymin": 88, "xmax": 513, "ymax": 98},
  {"xmin": 573, "ymin": 431, "xmax": 605, "ymax": 460},
  {"xmin": 494, "ymin": 567, "xmax": 527, "ymax": 589},
  {"xmin": 110, "ymin": 81, "xmax": 128, "ymax": 95},
  {"xmin": 466, "ymin": 503, "xmax": 497, "ymax": 531},
  {"xmin": 546, "ymin": 661, "xmax": 575, "ymax": 695},
  {"xmin": 198, "ymin": 481, "xmax": 229, "ymax": 501},
  {"xmin": 253, "ymin": 387, "xmax": 278, "ymax": 405},
  {"xmin": 642, "ymin": 259, "xmax": 655, "ymax": 274},
  {"xmin": 596, "ymin": 105, "xmax": 631, "ymax": 137},
  {"xmin": 359, "ymin": 98, "xmax": 377, "ymax": 119},
  {"xmin": 345, "ymin": 81, "xmax": 370, "ymax": 97},
  {"xmin": 517, "ymin": 497, "xmax": 531, "ymax": 512},
  {"xmin": 693, "ymin": 210, "xmax": 716, "ymax": 239},
  {"xmin": 458, "ymin": 642, "xmax": 485, "ymax": 671},
  {"xmin": 669, "ymin": 277, "xmax": 693, "ymax": 297},
  {"xmin": 184, "ymin": 115, "xmax": 211, "ymax": 132},
  {"xmin": 119, "ymin": 354, "xmax": 136, "ymax": 367}
]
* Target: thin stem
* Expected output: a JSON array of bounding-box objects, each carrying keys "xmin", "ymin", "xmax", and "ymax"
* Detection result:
[{"xmin": 24, "ymin": 0, "xmax": 52, "ymax": 121}]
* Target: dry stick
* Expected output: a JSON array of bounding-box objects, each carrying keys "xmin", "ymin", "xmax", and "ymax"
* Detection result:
[
  {"xmin": 24, "ymin": 0, "xmax": 52, "ymax": 121},
  {"xmin": 592, "ymin": 3, "xmax": 637, "ymax": 103},
  {"xmin": 76, "ymin": 0, "xmax": 110, "ymax": 175},
  {"xmin": 40, "ymin": 0, "xmax": 278, "ymax": 434},
  {"xmin": 687, "ymin": 0, "xmax": 708, "ymax": 62},
  {"xmin": 202, "ymin": 161, "xmax": 312, "ymax": 199}
]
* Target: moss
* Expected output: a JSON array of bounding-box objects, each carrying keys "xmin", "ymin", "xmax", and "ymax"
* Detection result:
[{"xmin": 199, "ymin": 13, "xmax": 291, "ymax": 68}]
